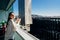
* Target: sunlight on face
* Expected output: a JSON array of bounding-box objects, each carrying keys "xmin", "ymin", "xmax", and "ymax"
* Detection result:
[{"xmin": 10, "ymin": 13, "xmax": 15, "ymax": 19}]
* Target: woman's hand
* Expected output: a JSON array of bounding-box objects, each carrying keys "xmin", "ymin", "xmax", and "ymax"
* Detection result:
[{"xmin": 16, "ymin": 18, "xmax": 21, "ymax": 24}]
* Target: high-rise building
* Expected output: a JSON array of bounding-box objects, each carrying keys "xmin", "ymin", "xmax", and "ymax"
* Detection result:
[
  {"xmin": 18, "ymin": 0, "xmax": 32, "ymax": 25},
  {"xmin": 18, "ymin": 0, "xmax": 32, "ymax": 31}
]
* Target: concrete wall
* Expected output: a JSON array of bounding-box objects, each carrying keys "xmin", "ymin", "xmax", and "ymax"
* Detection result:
[{"xmin": 25, "ymin": 0, "xmax": 32, "ymax": 25}]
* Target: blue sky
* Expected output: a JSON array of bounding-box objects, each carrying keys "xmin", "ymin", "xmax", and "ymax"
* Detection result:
[
  {"xmin": 13, "ymin": 0, "xmax": 18, "ymax": 16},
  {"xmin": 32, "ymin": 0, "xmax": 60, "ymax": 16},
  {"xmin": 13, "ymin": 0, "xmax": 60, "ymax": 16}
]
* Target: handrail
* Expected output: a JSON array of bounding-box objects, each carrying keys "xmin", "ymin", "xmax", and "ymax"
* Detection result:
[{"xmin": 15, "ymin": 25, "xmax": 39, "ymax": 40}]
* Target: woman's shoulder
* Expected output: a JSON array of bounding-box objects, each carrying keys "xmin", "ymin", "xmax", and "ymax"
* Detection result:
[{"xmin": 8, "ymin": 20, "xmax": 12, "ymax": 24}]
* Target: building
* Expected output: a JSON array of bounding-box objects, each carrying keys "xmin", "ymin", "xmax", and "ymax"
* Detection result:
[
  {"xmin": 18, "ymin": 0, "xmax": 32, "ymax": 31},
  {"xmin": 30, "ymin": 15, "xmax": 60, "ymax": 40}
]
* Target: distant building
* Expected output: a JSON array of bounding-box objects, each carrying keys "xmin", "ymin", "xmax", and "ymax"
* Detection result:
[{"xmin": 30, "ymin": 15, "xmax": 60, "ymax": 40}]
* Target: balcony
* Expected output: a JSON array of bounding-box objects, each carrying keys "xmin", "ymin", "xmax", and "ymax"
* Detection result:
[
  {"xmin": 0, "ymin": 0, "xmax": 39, "ymax": 40},
  {"xmin": 14, "ymin": 25, "xmax": 39, "ymax": 40}
]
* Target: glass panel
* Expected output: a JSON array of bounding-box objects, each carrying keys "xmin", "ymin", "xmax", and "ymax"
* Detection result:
[{"xmin": 14, "ymin": 32, "xmax": 24, "ymax": 40}]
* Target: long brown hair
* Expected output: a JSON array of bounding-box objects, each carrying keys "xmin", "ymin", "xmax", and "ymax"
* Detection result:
[{"xmin": 7, "ymin": 12, "xmax": 13, "ymax": 25}]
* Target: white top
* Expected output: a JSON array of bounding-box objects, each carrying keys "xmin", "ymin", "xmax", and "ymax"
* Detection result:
[{"xmin": 5, "ymin": 19, "xmax": 17, "ymax": 40}]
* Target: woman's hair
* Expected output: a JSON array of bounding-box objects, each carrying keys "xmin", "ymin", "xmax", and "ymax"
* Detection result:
[{"xmin": 7, "ymin": 12, "xmax": 13, "ymax": 25}]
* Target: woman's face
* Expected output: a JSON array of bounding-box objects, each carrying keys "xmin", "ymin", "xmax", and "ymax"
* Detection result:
[{"xmin": 10, "ymin": 13, "xmax": 15, "ymax": 19}]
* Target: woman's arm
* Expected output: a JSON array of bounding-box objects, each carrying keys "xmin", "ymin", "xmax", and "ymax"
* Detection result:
[{"xmin": 15, "ymin": 18, "xmax": 21, "ymax": 25}]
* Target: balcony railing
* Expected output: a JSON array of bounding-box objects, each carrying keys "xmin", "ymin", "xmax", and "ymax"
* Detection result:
[{"xmin": 14, "ymin": 25, "xmax": 39, "ymax": 40}]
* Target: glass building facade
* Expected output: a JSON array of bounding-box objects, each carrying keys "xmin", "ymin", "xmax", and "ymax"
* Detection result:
[{"xmin": 18, "ymin": 0, "xmax": 25, "ymax": 25}]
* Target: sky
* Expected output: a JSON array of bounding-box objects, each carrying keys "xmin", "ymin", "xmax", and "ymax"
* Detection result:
[
  {"xmin": 13, "ymin": 0, "xmax": 18, "ymax": 16},
  {"xmin": 32, "ymin": 0, "xmax": 60, "ymax": 16},
  {"xmin": 13, "ymin": 0, "xmax": 60, "ymax": 16}
]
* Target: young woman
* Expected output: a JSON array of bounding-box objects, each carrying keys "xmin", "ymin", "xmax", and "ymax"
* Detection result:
[{"xmin": 5, "ymin": 12, "xmax": 21, "ymax": 40}]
